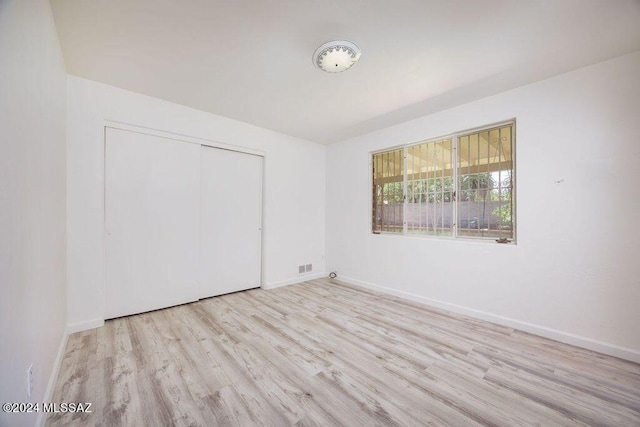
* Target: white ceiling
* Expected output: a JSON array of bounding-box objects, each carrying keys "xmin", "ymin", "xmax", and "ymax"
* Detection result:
[{"xmin": 50, "ymin": 0, "xmax": 640, "ymax": 144}]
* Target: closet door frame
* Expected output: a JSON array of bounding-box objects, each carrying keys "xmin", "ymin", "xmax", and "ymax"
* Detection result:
[
  {"xmin": 104, "ymin": 122, "xmax": 264, "ymax": 157},
  {"xmin": 102, "ymin": 121, "xmax": 266, "ymax": 315}
]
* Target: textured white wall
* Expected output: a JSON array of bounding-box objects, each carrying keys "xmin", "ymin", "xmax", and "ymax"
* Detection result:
[
  {"xmin": 66, "ymin": 76, "xmax": 326, "ymax": 329},
  {"xmin": 326, "ymin": 51, "xmax": 640, "ymax": 361},
  {"xmin": 0, "ymin": 1, "xmax": 68, "ymax": 425}
]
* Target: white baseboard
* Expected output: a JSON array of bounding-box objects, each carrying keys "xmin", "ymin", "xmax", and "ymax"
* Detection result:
[
  {"xmin": 67, "ymin": 318, "xmax": 104, "ymax": 334},
  {"xmin": 337, "ymin": 275, "xmax": 640, "ymax": 364},
  {"xmin": 36, "ymin": 327, "xmax": 69, "ymax": 427},
  {"xmin": 263, "ymin": 272, "xmax": 327, "ymax": 290}
]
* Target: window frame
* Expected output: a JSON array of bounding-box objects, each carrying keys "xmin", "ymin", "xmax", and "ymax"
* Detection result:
[{"xmin": 370, "ymin": 119, "xmax": 517, "ymax": 244}]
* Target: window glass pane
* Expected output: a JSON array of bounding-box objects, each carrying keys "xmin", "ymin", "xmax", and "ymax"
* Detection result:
[
  {"xmin": 406, "ymin": 138, "xmax": 453, "ymax": 236},
  {"xmin": 457, "ymin": 124, "xmax": 514, "ymax": 239},
  {"xmin": 372, "ymin": 148, "xmax": 404, "ymax": 233}
]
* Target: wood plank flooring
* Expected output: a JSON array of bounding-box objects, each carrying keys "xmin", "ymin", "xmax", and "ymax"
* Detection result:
[{"xmin": 47, "ymin": 279, "xmax": 640, "ymax": 426}]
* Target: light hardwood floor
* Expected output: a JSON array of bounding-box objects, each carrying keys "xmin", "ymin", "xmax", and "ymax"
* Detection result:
[{"xmin": 48, "ymin": 279, "xmax": 640, "ymax": 426}]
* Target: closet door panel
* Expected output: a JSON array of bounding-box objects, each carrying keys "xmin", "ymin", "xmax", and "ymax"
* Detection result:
[
  {"xmin": 200, "ymin": 146, "xmax": 262, "ymax": 298},
  {"xmin": 105, "ymin": 128, "xmax": 200, "ymax": 319}
]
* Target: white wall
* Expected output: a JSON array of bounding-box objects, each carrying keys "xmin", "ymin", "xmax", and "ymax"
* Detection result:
[
  {"xmin": 67, "ymin": 76, "xmax": 326, "ymax": 329},
  {"xmin": 326, "ymin": 51, "xmax": 640, "ymax": 362},
  {"xmin": 0, "ymin": 0, "xmax": 68, "ymax": 426}
]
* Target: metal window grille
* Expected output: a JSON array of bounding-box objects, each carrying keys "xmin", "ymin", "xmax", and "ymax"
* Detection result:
[
  {"xmin": 406, "ymin": 138, "xmax": 454, "ymax": 236},
  {"xmin": 371, "ymin": 122, "xmax": 515, "ymax": 241},
  {"xmin": 372, "ymin": 148, "xmax": 404, "ymax": 233},
  {"xmin": 457, "ymin": 124, "xmax": 514, "ymax": 239}
]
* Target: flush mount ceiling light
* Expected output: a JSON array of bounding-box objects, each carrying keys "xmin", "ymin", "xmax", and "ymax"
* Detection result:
[{"xmin": 313, "ymin": 40, "xmax": 361, "ymax": 73}]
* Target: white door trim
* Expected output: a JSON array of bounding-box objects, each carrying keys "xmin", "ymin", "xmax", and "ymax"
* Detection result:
[{"xmin": 104, "ymin": 120, "xmax": 266, "ymax": 157}]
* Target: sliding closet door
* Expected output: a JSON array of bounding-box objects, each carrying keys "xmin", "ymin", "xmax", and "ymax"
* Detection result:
[
  {"xmin": 105, "ymin": 128, "xmax": 201, "ymax": 319},
  {"xmin": 200, "ymin": 146, "xmax": 263, "ymax": 298}
]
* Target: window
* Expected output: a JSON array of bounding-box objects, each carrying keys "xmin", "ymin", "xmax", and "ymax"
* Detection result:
[
  {"xmin": 371, "ymin": 121, "xmax": 515, "ymax": 242},
  {"xmin": 372, "ymin": 148, "xmax": 404, "ymax": 233}
]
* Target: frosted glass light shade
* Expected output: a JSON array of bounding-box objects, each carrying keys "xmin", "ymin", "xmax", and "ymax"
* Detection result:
[{"xmin": 313, "ymin": 40, "xmax": 361, "ymax": 73}]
